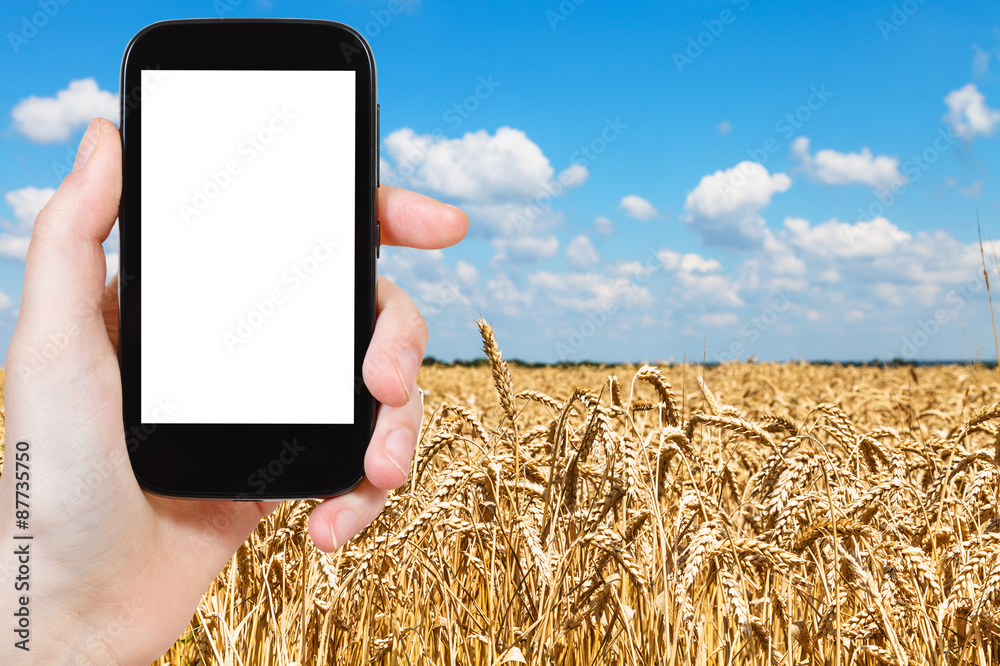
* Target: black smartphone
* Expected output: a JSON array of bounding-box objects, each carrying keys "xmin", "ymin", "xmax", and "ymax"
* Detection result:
[{"xmin": 118, "ymin": 19, "xmax": 379, "ymax": 500}]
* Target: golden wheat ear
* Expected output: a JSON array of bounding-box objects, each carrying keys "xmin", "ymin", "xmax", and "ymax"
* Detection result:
[{"xmin": 142, "ymin": 357, "xmax": 1000, "ymax": 665}]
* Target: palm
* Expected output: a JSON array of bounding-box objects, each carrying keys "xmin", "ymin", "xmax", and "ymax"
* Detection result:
[
  {"xmin": 106, "ymin": 271, "xmax": 278, "ymax": 612},
  {"xmin": 0, "ymin": 118, "xmax": 466, "ymax": 663},
  {"xmin": 3, "ymin": 274, "xmax": 278, "ymax": 662}
]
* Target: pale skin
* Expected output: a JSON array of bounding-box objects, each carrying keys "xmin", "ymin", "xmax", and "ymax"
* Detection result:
[{"xmin": 0, "ymin": 118, "xmax": 467, "ymax": 663}]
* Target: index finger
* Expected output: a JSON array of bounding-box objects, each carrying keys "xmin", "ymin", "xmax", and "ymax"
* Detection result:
[{"xmin": 378, "ymin": 184, "xmax": 468, "ymax": 249}]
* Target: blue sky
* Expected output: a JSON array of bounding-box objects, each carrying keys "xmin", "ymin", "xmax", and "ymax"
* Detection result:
[{"xmin": 3, "ymin": 0, "xmax": 1000, "ymax": 363}]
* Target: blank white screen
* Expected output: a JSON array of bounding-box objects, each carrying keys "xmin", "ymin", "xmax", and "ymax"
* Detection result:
[{"xmin": 140, "ymin": 69, "xmax": 356, "ymax": 424}]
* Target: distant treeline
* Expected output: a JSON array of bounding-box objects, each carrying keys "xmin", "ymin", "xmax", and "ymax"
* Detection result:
[{"xmin": 421, "ymin": 356, "xmax": 999, "ymax": 369}]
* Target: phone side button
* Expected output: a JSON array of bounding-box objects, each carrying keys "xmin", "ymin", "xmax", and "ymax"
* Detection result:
[{"xmin": 376, "ymin": 219, "xmax": 381, "ymax": 259}]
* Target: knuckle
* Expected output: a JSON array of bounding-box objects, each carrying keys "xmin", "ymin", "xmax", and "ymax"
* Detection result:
[{"xmin": 410, "ymin": 311, "xmax": 429, "ymax": 346}]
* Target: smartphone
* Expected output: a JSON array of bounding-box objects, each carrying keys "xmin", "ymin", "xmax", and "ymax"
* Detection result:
[{"xmin": 118, "ymin": 19, "xmax": 379, "ymax": 500}]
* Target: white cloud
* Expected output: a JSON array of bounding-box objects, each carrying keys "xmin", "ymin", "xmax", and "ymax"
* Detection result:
[
  {"xmin": 657, "ymin": 250, "xmax": 721, "ymax": 274},
  {"xmin": 387, "ymin": 211, "xmax": 1000, "ymax": 361},
  {"xmin": 612, "ymin": 260, "xmax": 649, "ymax": 278},
  {"xmin": 675, "ymin": 271, "xmax": 743, "ymax": 307},
  {"xmin": 761, "ymin": 230, "xmax": 806, "ymax": 276},
  {"xmin": 791, "ymin": 136, "xmax": 905, "ymax": 190},
  {"xmin": 872, "ymin": 282, "xmax": 906, "ymax": 307},
  {"xmin": 973, "ymin": 44, "xmax": 992, "ymax": 79},
  {"xmin": 565, "ymin": 235, "xmax": 599, "ymax": 270},
  {"xmin": 384, "ymin": 126, "xmax": 562, "ymax": 202},
  {"xmin": 784, "ymin": 215, "xmax": 997, "ymax": 290},
  {"xmin": 104, "ymin": 219, "xmax": 119, "ymax": 254},
  {"xmin": 491, "ymin": 235, "xmax": 559, "ymax": 265},
  {"xmin": 11, "ymin": 79, "xmax": 118, "ymax": 143},
  {"xmin": 818, "ymin": 269, "xmax": 840, "ymax": 283},
  {"xmin": 379, "ymin": 247, "xmax": 444, "ymax": 285},
  {"xmin": 105, "ymin": 253, "xmax": 119, "ymax": 283},
  {"xmin": 383, "ymin": 126, "xmax": 581, "ymax": 266},
  {"xmin": 876, "ymin": 231, "xmax": 994, "ymax": 287},
  {"xmin": 943, "ymin": 177, "xmax": 985, "ymax": 198},
  {"xmin": 943, "ymin": 83, "xmax": 1000, "ymax": 140},
  {"xmin": 557, "ymin": 163, "xmax": 589, "ymax": 189},
  {"xmin": 486, "ymin": 273, "xmax": 531, "ymax": 316},
  {"xmin": 460, "ymin": 202, "xmax": 561, "ymax": 238},
  {"xmin": 379, "ymin": 156, "xmax": 399, "ymax": 186},
  {"xmin": 656, "ymin": 249, "xmax": 743, "ymax": 306},
  {"xmin": 456, "ymin": 260, "xmax": 478, "ymax": 285},
  {"xmin": 378, "ymin": 248, "xmax": 475, "ymax": 323},
  {"xmin": 961, "ymin": 180, "xmax": 983, "ymax": 198},
  {"xmin": 680, "ymin": 254, "xmax": 720, "ymax": 272},
  {"xmin": 716, "ymin": 120, "xmax": 732, "ymax": 134},
  {"xmin": 684, "ymin": 162, "xmax": 791, "ymax": 219},
  {"xmin": 653, "ymin": 250, "xmax": 679, "ymax": 271},
  {"xmin": 458, "ymin": 201, "xmax": 565, "ymax": 265},
  {"xmin": 0, "ymin": 187, "xmax": 55, "ymax": 261},
  {"xmin": 0, "ymin": 237, "xmax": 31, "ymax": 261},
  {"xmin": 619, "ymin": 194, "xmax": 659, "ymax": 220},
  {"xmin": 682, "ymin": 161, "xmax": 791, "ymax": 249},
  {"xmin": 530, "ymin": 270, "xmax": 652, "ymax": 312},
  {"xmin": 5, "ymin": 187, "xmax": 54, "ymax": 231},
  {"xmin": 784, "ymin": 216, "xmax": 911, "ymax": 260},
  {"xmin": 700, "ymin": 313, "xmax": 738, "ymax": 327},
  {"xmin": 593, "ymin": 215, "xmax": 614, "ymax": 235}
]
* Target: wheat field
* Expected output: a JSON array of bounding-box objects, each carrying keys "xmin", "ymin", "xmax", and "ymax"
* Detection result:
[
  {"xmin": 149, "ymin": 322, "xmax": 1000, "ymax": 665},
  {"xmin": 6, "ymin": 319, "xmax": 1000, "ymax": 664}
]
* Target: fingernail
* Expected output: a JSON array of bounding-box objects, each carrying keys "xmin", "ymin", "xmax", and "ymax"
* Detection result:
[
  {"xmin": 383, "ymin": 429, "xmax": 414, "ymax": 479},
  {"xmin": 395, "ymin": 348, "xmax": 419, "ymax": 400},
  {"xmin": 331, "ymin": 509, "xmax": 358, "ymax": 551},
  {"xmin": 73, "ymin": 119, "xmax": 101, "ymax": 172}
]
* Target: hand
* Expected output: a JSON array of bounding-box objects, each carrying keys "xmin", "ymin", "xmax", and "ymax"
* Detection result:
[{"xmin": 0, "ymin": 118, "xmax": 467, "ymax": 664}]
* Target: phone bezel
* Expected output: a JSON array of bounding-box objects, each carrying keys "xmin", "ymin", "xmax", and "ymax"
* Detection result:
[{"xmin": 119, "ymin": 19, "xmax": 378, "ymax": 500}]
